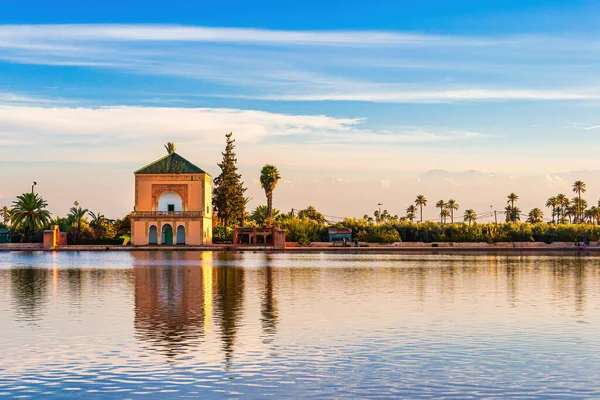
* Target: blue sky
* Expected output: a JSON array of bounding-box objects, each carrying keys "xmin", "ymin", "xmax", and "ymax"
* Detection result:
[{"xmin": 1, "ymin": 1, "xmax": 600, "ymax": 218}]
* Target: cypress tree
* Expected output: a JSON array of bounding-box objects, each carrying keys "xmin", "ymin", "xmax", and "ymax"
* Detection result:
[{"xmin": 213, "ymin": 132, "xmax": 247, "ymax": 229}]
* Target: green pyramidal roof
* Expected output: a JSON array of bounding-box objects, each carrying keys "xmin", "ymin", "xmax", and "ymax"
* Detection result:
[{"xmin": 135, "ymin": 152, "xmax": 206, "ymax": 175}]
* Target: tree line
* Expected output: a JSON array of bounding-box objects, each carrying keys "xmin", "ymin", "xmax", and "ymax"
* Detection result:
[{"xmin": 1, "ymin": 195, "xmax": 129, "ymax": 244}]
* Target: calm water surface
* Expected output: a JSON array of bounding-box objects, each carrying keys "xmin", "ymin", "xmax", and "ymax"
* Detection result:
[{"xmin": 1, "ymin": 251, "xmax": 600, "ymax": 399}]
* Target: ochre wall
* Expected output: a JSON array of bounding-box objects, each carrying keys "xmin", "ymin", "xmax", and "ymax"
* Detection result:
[
  {"xmin": 132, "ymin": 220, "xmax": 147, "ymax": 246},
  {"xmin": 134, "ymin": 173, "xmax": 211, "ymax": 212},
  {"xmin": 131, "ymin": 219, "xmax": 209, "ymax": 246},
  {"xmin": 131, "ymin": 172, "xmax": 213, "ymax": 246}
]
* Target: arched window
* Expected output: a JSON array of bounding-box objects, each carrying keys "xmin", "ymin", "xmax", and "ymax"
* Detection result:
[
  {"xmin": 158, "ymin": 192, "xmax": 183, "ymax": 212},
  {"xmin": 176, "ymin": 225, "xmax": 186, "ymax": 245},
  {"xmin": 148, "ymin": 225, "xmax": 158, "ymax": 245}
]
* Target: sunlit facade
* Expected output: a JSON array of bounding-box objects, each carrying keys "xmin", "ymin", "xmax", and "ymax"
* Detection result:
[{"xmin": 130, "ymin": 151, "xmax": 213, "ymax": 246}]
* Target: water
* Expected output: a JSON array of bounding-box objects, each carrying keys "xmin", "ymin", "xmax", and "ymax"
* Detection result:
[{"xmin": 1, "ymin": 251, "xmax": 600, "ymax": 399}]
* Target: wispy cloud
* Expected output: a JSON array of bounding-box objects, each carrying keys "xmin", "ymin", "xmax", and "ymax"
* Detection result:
[
  {"xmin": 1, "ymin": 24, "xmax": 600, "ymax": 104},
  {"xmin": 0, "ymin": 24, "xmax": 514, "ymax": 47},
  {"xmin": 0, "ymin": 103, "xmax": 491, "ymax": 163}
]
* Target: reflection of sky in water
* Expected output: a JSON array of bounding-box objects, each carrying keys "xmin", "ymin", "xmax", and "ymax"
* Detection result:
[{"xmin": 1, "ymin": 252, "xmax": 600, "ymax": 398}]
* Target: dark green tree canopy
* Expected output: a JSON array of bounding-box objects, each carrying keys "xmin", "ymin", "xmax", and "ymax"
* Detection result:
[{"xmin": 213, "ymin": 132, "xmax": 247, "ymax": 228}]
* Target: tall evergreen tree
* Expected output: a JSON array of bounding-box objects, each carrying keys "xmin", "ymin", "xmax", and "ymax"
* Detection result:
[{"xmin": 213, "ymin": 133, "xmax": 247, "ymax": 229}]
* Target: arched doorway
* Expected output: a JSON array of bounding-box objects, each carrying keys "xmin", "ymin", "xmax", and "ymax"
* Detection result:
[
  {"xmin": 161, "ymin": 224, "xmax": 173, "ymax": 245},
  {"xmin": 176, "ymin": 225, "xmax": 186, "ymax": 245},
  {"xmin": 149, "ymin": 225, "xmax": 158, "ymax": 245}
]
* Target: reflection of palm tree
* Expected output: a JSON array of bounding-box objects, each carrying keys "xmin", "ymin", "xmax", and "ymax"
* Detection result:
[
  {"xmin": 261, "ymin": 265, "xmax": 278, "ymax": 343},
  {"xmin": 11, "ymin": 268, "xmax": 49, "ymax": 324}
]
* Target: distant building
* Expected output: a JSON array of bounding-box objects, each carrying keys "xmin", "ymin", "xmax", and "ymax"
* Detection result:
[
  {"xmin": 0, "ymin": 228, "xmax": 11, "ymax": 244},
  {"xmin": 328, "ymin": 228, "xmax": 352, "ymax": 243},
  {"xmin": 130, "ymin": 151, "xmax": 213, "ymax": 246}
]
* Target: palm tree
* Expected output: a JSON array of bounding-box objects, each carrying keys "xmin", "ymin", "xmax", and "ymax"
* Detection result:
[
  {"xmin": 527, "ymin": 208, "xmax": 544, "ymax": 224},
  {"xmin": 594, "ymin": 207, "xmax": 600, "ymax": 224},
  {"xmin": 1, "ymin": 205, "xmax": 10, "ymax": 226},
  {"xmin": 298, "ymin": 206, "xmax": 326, "ymax": 223},
  {"xmin": 69, "ymin": 201, "xmax": 89, "ymax": 242},
  {"xmin": 405, "ymin": 205, "xmax": 418, "ymax": 222},
  {"xmin": 556, "ymin": 194, "xmax": 569, "ymax": 223},
  {"xmin": 10, "ymin": 193, "xmax": 52, "ymax": 242},
  {"xmin": 414, "ymin": 195, "xmax": 427, "ymax": 222},
  {"xmin": 447, "ymin": 199, "xmax": 459, "ymax": 223},
  {"xmin": 572, "ymin": 180, "xmax": 586, "ymax": 222},
  {"xmin": 259, "ymin": 165, "xmax": 281, "ymax": 224},
  {"xmin": 463, "ymin": 209, "xmax": 477, "ymax": 225},
  {"xmin": 545, "ymin": 196, "xmax": 559, "ymax": 224},
  {"xmin": 504, "ymin": 205, "xmax": 521, "ymax": 223},
  {"xmin": 507, "ymin": 193, "xmax": 519, "ymax": 207},
  {"xmin": 585, "ymin": 207, "xmax": 595, "ymax": 224},
  {"xmin": 435, "ymin": 200, "xmax": 446, "ymax": 224},
  {"xmin": 164, "ymin": 142, "xmax": 176, "ymax": 154},
  {"xmin": 441, "ymin": 208, "xmax": 450, "ymax": 224},
  {"xmin": 250, "ymin": 205, "xmax": 280, "ymax": 225},
  {"xmin": 88, "ymin": 211, "xmax": 105, "ymax": 226}
]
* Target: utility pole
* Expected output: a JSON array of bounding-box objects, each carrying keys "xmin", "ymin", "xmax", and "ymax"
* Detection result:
[{"xmin": 377, "ymin": 203, "xmax": 383, "ymax": 224}]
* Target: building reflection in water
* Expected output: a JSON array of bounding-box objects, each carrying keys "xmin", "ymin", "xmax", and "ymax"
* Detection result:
[
  {"xmin": 132, "ymin": 252, "xmax": 208, "ymax": 358},
  {"xmin": 132, "ymin": 251, "xmax": 249, "ymax": 365}
]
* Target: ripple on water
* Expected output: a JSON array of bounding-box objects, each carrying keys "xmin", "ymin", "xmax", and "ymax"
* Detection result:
[{"xmin": 1, "ymin": 252, "xmax": 600, "ymax": 398}]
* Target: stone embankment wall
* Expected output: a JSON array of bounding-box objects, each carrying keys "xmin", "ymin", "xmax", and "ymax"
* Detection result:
[
  {"xmin": 286, "ymin": 241, "xmax": 598, "ymax": 248},
  {"xmin": 0, "ymin": 243, "xmax": 43, "ymax": 250}
]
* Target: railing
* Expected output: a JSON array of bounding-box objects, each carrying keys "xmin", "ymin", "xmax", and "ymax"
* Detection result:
[{"xmin": 132, "ymin": 211, "xmax": 204, "ymax": 217}]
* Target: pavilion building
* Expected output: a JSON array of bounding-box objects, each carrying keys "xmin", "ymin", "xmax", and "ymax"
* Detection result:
[{"xmin": 130, "ymin": 151, "xmax": 213, "ymax": 246}]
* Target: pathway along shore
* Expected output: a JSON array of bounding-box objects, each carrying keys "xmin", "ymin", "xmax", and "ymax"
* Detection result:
[{"xmin": 2, "ymin": 242, "xmax": 600, "ymax": 255}]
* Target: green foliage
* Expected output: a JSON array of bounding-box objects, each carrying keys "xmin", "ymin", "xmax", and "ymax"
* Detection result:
[
  {"xmin": 164, "ymin": 142, "xmax": 176, "ymax": 154},
  {"xmin": 335, "ymin": 218, "xmax": 600, "ymax": 244},
  {"xmin": 297, "ymin": 206, "xmax": 326, "ymax": 223},
  {"xmin": 113, "ymin": 214, "xmax": 131, "ymax": 237},
  {"xmin": 250, "ymin": 205, "xmax": 280, "ymax": 226},
  {"xmin": 213, "ymin": 133, "xmax": 247, "ymax": 228},
  {"xmin": 280, "ymin": 218, "xmax": 328, "ymax": 244},
  {"xmin": 1, "ymin": 206, "xmax": 10, "ymax": 226},
  {"xmin": 213, "ymin": 225, "xmax": 234, "ymax": 242},
  {"xmin": 10, "ymin": 192, "xmax": 52, "ymax": 242}
]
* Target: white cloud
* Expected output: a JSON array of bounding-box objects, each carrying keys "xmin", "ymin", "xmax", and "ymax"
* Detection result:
[
  {"xmin": 0, "ymin": 103, "xmax": 491, "ymax": 164},
  {"xmin": 0, "ymin": 24, "xmax": 599, "ymax": 104},
  {"xmin": 0, "ymin": 24, "xmax": 509, "ymax": 47},
  {"xmin": 253, "ymin": 88, "xmax": 600, "ymax": 103}
]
